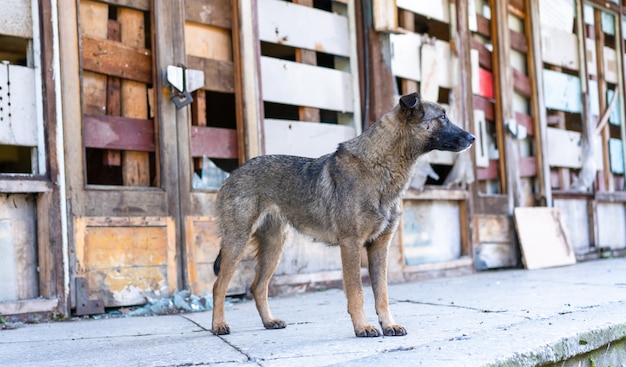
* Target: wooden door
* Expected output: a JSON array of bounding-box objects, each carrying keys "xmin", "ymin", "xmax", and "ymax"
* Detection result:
[{"xmin": 59, "ymin": 0, "xmax": 182, "ymax": 309}]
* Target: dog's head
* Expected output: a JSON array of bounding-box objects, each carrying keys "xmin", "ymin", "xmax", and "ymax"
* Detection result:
[{"xmin": 398, "ymin": 92, "xmax": 475, "ymax": 153}]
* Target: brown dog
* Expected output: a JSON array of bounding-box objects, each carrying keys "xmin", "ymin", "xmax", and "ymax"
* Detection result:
[{"xmin": 211, "ymin": 92, "xmax": 475, "ymax": 337}]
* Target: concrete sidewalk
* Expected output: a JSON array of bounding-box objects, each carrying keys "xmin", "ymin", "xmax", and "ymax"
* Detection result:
[{"xmin": 2, "ymin": 258, "xmax": 626, "ymax": 367}]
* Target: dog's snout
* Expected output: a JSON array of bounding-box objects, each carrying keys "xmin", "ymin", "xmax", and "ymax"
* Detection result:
[{"xmin": 466, "ymin": 133, "xmax": 476, "ymax": 143}]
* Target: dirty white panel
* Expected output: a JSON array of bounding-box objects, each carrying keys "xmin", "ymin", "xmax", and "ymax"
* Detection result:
[
  {"xmin": 554, "ymin": 198, "xmax": 591, "ymax": 254},
  {"xmin": 541, "ymin": 28, "xmax": 579, "ymax": 70},
  {"xmin": 603, "ymin": 47, "xmax": 618, "ymax": 84},
  {"xmin": 402, "ymin": 200, "xmax": 460, "ymax": 265},
  {"xmin": 0, "ymin": 219, "xmax": 19, "ymax": 301},
  {"xmin": 390, "ymin": 33, "xmax": 421, "ymax": 82},
  {"xmin": 0, "ymin": 195, "xmax": 38, "ymax": 302},
  {"xmin": 0, "ymin": 64, "xmax": 38, "ymax": 147},
  {"xmin": 474, "ymin": 243, "xmax": 517, "ymax": 270},
  {"xmin": 397, "ymin": 0, "xmax": 450, "ymax": 23},
  {"xmin": 261, "ymin": 56, "xmax": 353, "ymax": 112},
  {"xmin": 539, "ymin": 0, "xmax": 574, "ymax": 32},
  {"xmin": 597, "ymin": 203, "xmax": 626, "ymax": 250},
  {"xmin": 0, "ymin": 0, "xmax": 33, "ymax": 38},
  {"xmin": 258, "ymin": 0, "xmax": 350, "ymax": 57},
  {"xmin": 543, "ymin": 69, "xmax": 581, "ymax": 113},
  {"xmin": 264, "ymin": 119, "xmax": 355, "ymax": 158},
  {"xmin": 547, "ymin": 127, "xmax": 583, "ymax": 169},
  {"xmin": 275, "ymin": 228, "xmax": 342, "ymax": 276}
]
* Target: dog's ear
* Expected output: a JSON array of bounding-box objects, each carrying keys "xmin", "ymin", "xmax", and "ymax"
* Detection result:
[
  {"xmin": 399, "ymin": 92, "xmax": 424, "ymax": 120},
  {"xmin": 399, "ymin": 93, "xmax": 420, "ymax": 109}
]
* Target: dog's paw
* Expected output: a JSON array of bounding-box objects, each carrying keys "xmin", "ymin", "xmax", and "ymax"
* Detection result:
[
  {"xmin": 355, "ymin": 325, "xmax": 381, "ymax": 337},
  {"xmin": 263, "ymin": 318, "xmax": 287, "ymax": 329},
  {"xmin": 211, "ymin": 323, "xmax": 231, "ymax": 335},
  {"xmin": 382, "ymin": 324, "xmax": 407, "ymax": 336}
]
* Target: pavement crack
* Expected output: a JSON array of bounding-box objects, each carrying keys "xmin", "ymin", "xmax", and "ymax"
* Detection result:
[
  {"xmin": 396, "ymin": 299, "xmax": 509, "ymax": 314},
  {"xmin": 180, "ymin": 315, "xmax": 210, "ymax": 332}
]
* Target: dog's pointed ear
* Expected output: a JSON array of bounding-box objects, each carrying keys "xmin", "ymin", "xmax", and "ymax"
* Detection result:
[{"xmin": 399, "ymin": 93, "xmax": 420, "ymax": 109}]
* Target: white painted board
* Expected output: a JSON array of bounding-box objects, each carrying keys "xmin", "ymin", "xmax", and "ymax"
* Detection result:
[
  {"xmin": 258, "ymin": 0, "xmax": 350, "ymax": 57},
  {"xmin": 261, "ymin": 56, "xmax": 354, "ymax": 112},
  {"xmin": 597, "ymin": 203, "xmax": 626, "ymax": 250},
  {"xmin": 542, "ymin": 69, "xmax": 582, "ymax": 113},
  {"xmin": 514, "ymin": 207, "xmax": 576, "ymax": 270},
  {"xmin": 553, "ymin": 199, "xmax": 590, "ymax": 254},
  {"xmin": 541, "ymin": 28, "xmax": 579, "ymax": 70},
  {"xmin": 0, "ymin": 0, "xmax": 32, "ymax": 38},
  {"xmin": 474, "ymin": 109, "xmax": 489, "ymax": 168},
  {"xmin": 609, "ymin": 138, "xmax": 624, "ymax": 174},
  {"xmin": 546, "ymin": 127, "xmax": 583, "ymax": 169},
  {"xmin": 390, "ymin": 33, "xmax": 421, "ymax": 82},
  {"xmin": 264, "ymin": 119, "xmax": 356, "ymax": 158},
  {"xmin": 397, "ymin": 0, "xmax": 450, "ymax": 23},
  {"xmin": 0, "ymin": 64, "xmax": 38, "ymax": 147},
  {"xmin": 420, "ymin": 43, "xmax": 440, "ymax": 101}
]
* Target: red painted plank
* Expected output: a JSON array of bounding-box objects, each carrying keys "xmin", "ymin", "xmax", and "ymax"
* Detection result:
[
  {"xmin": 477, "ymin": 159, "xmax": 499, "ymax": 180},
  {"xmin": 474, "ymin": 95, "xmax": 495, "ymax": 121},
  {"xmin": 512, "ymin": 68, "xmax": 531, "ymax": 98},
  {"xmin": 84, "ymin": 114, "xmax": 155, "ymax": 151},
  {"xmin": 478, "ymin": 68, "xmax": 494, "ymax": 99},
  {"xmin": 515, "ymin": 112, "xmax": 534, "ymax": 136},
  {"xmin": 519, "ymin": 156, "xmax": 537, "ymax": 178},
  {"xmin": 190, "ymin": 126, "xmax": 238, "ymax": 159}
]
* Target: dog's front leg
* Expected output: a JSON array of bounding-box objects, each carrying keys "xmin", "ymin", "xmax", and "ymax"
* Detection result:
[
  {"xmin": 340, "ymin": 241, "xmax": 380, "ymax": 337},
  {"xmin": 367, "ymin": 231, "xmax": 407, "ymax": 336}
]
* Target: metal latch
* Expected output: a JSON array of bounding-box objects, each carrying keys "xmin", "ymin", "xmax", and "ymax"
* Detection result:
[{"xmin": 166, "ymin": 65, "xmax": 205, "ymax": 109}]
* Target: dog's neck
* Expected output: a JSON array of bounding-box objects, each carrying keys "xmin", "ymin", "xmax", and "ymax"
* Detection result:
[{"xmin": 340, "ymin": 112, "xmax": 425, "ymax": 199}]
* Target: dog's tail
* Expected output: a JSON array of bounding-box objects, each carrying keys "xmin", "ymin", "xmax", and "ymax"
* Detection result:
[{"xmin": 213, "ymin": 251, "xmax": 222, "ymax": 275}]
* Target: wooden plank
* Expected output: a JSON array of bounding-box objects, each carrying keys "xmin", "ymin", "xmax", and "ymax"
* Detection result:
[
  {"xmin": 118, "ymin": 7, "xmax": 150, "ymax": 187},
  {"xmin": 553, "ymin": 198, "xmax": 591, "ymax": 253},
  {"xmin": 542, "ymin": 69, "xmax": 582, "ymax": 113},
  {"xmin": 292, "ymin": 0, "xmax": 321, "ymax": 123},
  {"xmin": 260, "ymin": 56, "xmax": 353, "ymax": 112},
  {"xmin": 609, "ymin": 138, "xmax": 624, "ymax": 174},
  {"xmin": 478, "ymin": 68, "xmax": 494, "ymax": 99},
  {"xmin": 0, "ymin": 0, "xmax": 33, "ymax": 38},
  {"xmin": 403, "ymin": 189, "xmax": 469, "ymax": 201},
  {"xmin": 514, "ymin": 111, "xmax": 533, "ymax": 136},
  {"xmin": 473, "ymin": 95, "xmax": 495, "ymax": 121},
  {"xmin": 372, "ymin": 0, "xmax": 397, "ymax": 32},
  {"xmin": 603, "ymin": 46, "xmax": 618, "ymax": 84},
  {"xmin": 390, "ymin": 33, "xmax": 421, "ymax": 82},
  {"xmin": 83, "ymin": 114, "xmax": 155, "ymax": 151},
  {"xmin": 474, "ymin": 110, "xmax": 489, "ymax": 168},
  {"xmin": 396, "ymin": 0, "xmax": 449, "ymax": 23},
  {"xmin": 471, "ymin": 39, "xmax": 492, "ymax": 70},
  {"xmin": 184, "ymin": 0, "xmax": 231, "ymax": 29},
  {"xmin": 519, "ymin": 156, "xmax": 537, "ymax": 178},
  {"xmin": 0, "ymin": 180, "xmax": 52, "ymax": 193},
  {"xmin": 186, "ymin": 56, "xmax": 234, "ymax": 93},
  {"xmin": 540, "ymin": 27, "xmax": 579, "ymax": 70},
  {"xmin": 512, "ymin": 68, "xmax": 531, "ymax": 98},
  {"xmin": 420, "ymin": 42, "xmax": 440, "ymax": 101},
  {"xmin": 514, "ymin": 207, "xmax": 576, "ymax": 269},
  {"xmin": 0, "ymin": 298, "xmax": 58, "ymax": 315},
  {"xmin": 185, "ymin": 22, "xmax": 233, "ymax": 61},
  {"xmin": 509, "ymin": 29, "xmax": 527, "ymax": 53},
  {"xmin": 98, "ymin": 0, "xmax": 150, "ymax": 11},
  {"xmin": 79, "ymin": 0, "xmax": 109, "ymax": 39},
  {"xmin": 190, "ymin": 126, "xmax": 238, "ymax": 159},
  {"xmin": 474, "ymin": 243, "xmax": 517, "ymax": 270},
  {"xmin": 475, "ymin": 14, "xmax": 490, "ymax": 37},
  {"xmin": 104, "ymin": 18, "xmax": 122, "ymax": 166},
  {"xmin": 596, "ymin": 202, "xmax": 626, "ymax": 249},
  {"xmin": 82, "ymin": 72, "xmax": 107, "ymax": 115},
  {"xmin": 81, "ymin": 36, "xmax": 152, "ymax": 83},
  {"xmin": 546, "ymin": 127, "xmax": 582, "ymax": 169},
  {"xmin": 477, "ymin": 159, "xmax": 499, "ymax": 180},
  {"xmin": 258, "ymin": 0, "xmax": 350, "ymax": 57},
  {"xmin": 475, "ymin": 214, "xmax": 513, "ymax": 243},
  {"xmin": 264, "ymin": 119, "xmax": 355, "ymax": 158}
]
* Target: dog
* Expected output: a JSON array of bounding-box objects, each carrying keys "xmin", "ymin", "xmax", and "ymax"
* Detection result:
[{"xmin": 211, "ymin": 92, "xmax": 475, "ymax": 337}]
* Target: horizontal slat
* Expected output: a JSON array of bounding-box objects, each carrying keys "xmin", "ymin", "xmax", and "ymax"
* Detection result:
[
  {"xmin": 185, "ymin": 0, "xmax": 231, "ymax": 29},
  {"xmin": 543, "ymin": 69, "xmax": 581, "ymax": 113},
  {"xmin": 475, "ymin": 14, "xmax": 490, "ymax": 37},
  {"xmin": 98, "ymin": 0, "xmax": 150, "ymax": 11},
  {"xmin": 471, "ymin": 39, "xmax": 492, "ymax": 70},
  {"xmin": 396, "ymin": 0, "xmax": 449, "ymax": 23},
  {"xmin": 510, "ymin": 29, "xmax": 527, "ymax": 53},
  {"xmin": 473, "ymin": 95, "xmax": 495, "ymax": 121},
  {"xmin": 0, "ymin": 179, "xmax": 52, "ymax": 193},
  {"xmin": 258, "ymin": 0, "xmax": 350, "ymax": 57},
  {"xmin": 515, "ymin": 112, "xmax": 534, "ymax": 136},
  {"xmin": 477, "ymin": 159, "xmax": 499, "ymax": 180},
  {"xmin": 519, "ymin": 156, "xmax": 537, "ymax": 178},
  {"xmin": 541, "ymin": 27, "xmax": 579, "ymax": 70},
  {"xmin": 184, "ymin": 23, "xmax": 232, "ymax": 61},
  {"xmin": 81, "ymin": 36, "xmax": 152, "ymax": 83},
  {"xmin": 261, "ymin": 56, "xmax": 353, "ymax": 112},
  {"xmin": 264, "ymin": 119, "xmax": 355, "ymax": 158},
  {"xmin": 84, "ymin": 114, "xmax": 155, "ymax": 152},
  {"xmin": 513, "ymin": 68, "xmax": 531, "ymax": 98},
  {"xmin": 186, "ymin": 56, "xmax": 234, "ymax": 93},
  {"xmin": 190, "ymin": 126, "xmax": 238, "ymax": 159}
]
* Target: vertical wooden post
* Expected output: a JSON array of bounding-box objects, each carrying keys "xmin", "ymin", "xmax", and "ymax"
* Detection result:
[
  {"xmin": 119, "ymin": 8, "xmax": 151, "ymax": 186},
  {"xmin": 105, "ymin": 18, "xmax": 122, "ymax": 166},
  {"xmin": 594, "ymin": 8, "xmax": 614, "ymax": 192},
  {"xmin": 191, "ymin": 90, "xmax": 207, "ymax": 171},
  {"xmin": 398, "ymin": 10, "xmax": 418, "ymax": 94}
]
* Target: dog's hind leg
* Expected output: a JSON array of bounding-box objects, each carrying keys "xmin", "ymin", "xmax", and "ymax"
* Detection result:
[
  {"xmin": 212, "ymin": 238, "xmax": 247, "ymax": 335},
  {"xmin": 251, "ymin": 217, "xmax": 287, "ymax": 330},
  {"xmin": 367, "ymin": 231, "xmax": 407, "ymax": 336}
]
